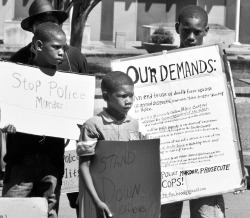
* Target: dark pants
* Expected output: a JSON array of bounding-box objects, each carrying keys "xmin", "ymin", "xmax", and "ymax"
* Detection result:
[
  {"xmin": 67, "ymin": 192, "xmax": 79, "ymax": 217},
  {"xmin": 2, "ymin": 154, "xmax": 60, "ymax": 218},
  {"xmin": 67, "ymin": 192, "xmax": 79, "ymax": 208}
]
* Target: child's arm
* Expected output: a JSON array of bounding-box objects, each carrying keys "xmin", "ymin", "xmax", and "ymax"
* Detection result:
[
  {"xmin": 79, "ymin": 156, "xmax": 112, "ymax": 217},
  {"xmin": 64, "ymin": 139, "xmax": 70, "ymax": 148}
]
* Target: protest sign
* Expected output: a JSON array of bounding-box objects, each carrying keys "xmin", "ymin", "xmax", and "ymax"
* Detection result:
[
  {"xmin": 61, "ymin": 140, "xmax": 79, "ymax": 193},
  {"xmin": 0, "ymin": 61, "xmax": 95, "ymax": 140},
  {"xmin": 61, "ymin": 87, "xmax": 107, "ymax": 193},
  {"xmin": 111, "ymin": 44, "xmax": 245, "ymax": 204},
  {"xmin": 83, "ymin": 139, "xmax": 161, "ymax": 218}
]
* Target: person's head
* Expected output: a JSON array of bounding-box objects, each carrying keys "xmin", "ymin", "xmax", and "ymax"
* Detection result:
[
  {"xmin": 101, "ymin": 71, "xmax": 134, "ymax": 120},
  {"xmin": 175, "ymin": 5, "xmax": 209, "ymax": 48},
  {"xmin": 21, "ymin": 0, "xmax": 68, "ymax": 33},
  {"xmin": 33, "ymin": 22, "xmax": 66, "ymax": 68}
]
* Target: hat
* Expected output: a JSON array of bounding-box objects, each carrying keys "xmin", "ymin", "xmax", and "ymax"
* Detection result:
[{"xmin": 21, "ymin": 0, "xmax": 68, "ymax": 32}]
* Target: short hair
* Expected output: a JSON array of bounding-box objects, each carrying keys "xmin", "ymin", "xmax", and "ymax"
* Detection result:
[
  {"xmin": 178, "ymin": 5, "xmax": 208, "ymax": 26},
  {"xmin": 33, "ymin": 22, "xmax": 65, "ymax": 43},
  {"xmin": 101, "ymin": 71, "xmax": 134, "ymax": 94}
]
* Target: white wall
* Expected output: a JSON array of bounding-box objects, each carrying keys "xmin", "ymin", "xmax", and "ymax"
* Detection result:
[
  {"xmin": 114, "ymin": 1, "xmax": 137, "ymax": 41},
  {"xmin": 86, "ymin": 0, "xmax": 138, "ymax": 42},
  {"xmin": 86, "ymin": 2, "xmax": 102, "ymax": 41},
  {"xmin": 197, "ymin": 0, "xmax": 226, "ymax": 25},
  {"xmin": 0, "ymin": 0, "xmax": 14, "ymax": 39}
]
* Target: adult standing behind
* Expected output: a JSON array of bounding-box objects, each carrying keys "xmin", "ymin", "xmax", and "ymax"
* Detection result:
[
  {"xmin": 9, "ymin": 0, "xmax": 89, "ymax": 75},
  {"xmin": 8, "ymin": 0, "xmax": 89, "ymax": 216}
]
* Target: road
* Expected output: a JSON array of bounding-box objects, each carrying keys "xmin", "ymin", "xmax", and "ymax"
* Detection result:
[
  {"xmin": 58, "ymin": 191, "xmax": 250, "ymax": 218},
  {"xmin": 0, "ymin": 187, "xmax": 249, "ymax": 217}
]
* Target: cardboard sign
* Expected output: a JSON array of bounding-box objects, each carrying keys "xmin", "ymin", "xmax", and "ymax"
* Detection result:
[
  {"xmin": 111, "ymin": 45, "xmax": 244, "ymax": 204},
  {"xmin": 0, "ymin": 61, "xmax": 95, "ymax": 140},
  {"xmin": 83, "ymin": 139, "xmax": 161, "ymax": 218},
  {"xmin": 61, "ymin": 140, "xmax": 79, "ymax": 193},
  {"xmin": 0, "ymin": 198, "xmax": 47, "ymax": 218}
]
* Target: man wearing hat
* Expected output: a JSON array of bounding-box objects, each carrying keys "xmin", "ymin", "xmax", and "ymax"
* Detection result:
[
  {"xmin": 5, "ymin": 0, "xmax": 89, "ymax": 217},
  {"xmin": 10, "ymin": 0, "xmax": 89, "ymax": 75}
]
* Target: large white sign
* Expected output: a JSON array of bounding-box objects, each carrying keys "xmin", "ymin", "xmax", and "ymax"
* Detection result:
[
  {"xmin": 111, "ymin": 45, "xmax": 244, "ymax": 204},
  {"xmin": 0, "ymin": 61, "xmax": 95, "ymax": 140}
]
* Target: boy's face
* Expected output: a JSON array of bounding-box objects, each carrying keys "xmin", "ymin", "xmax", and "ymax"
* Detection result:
[
  {"xmin": 175, "ymin": 17, "xmax": 209, "ymax": 48},
  {"xmin": 105, "ymin": 85, "xmax": 134, "ymax": 120},
  {"xmin": 36, "ymin": 33, "xmax": 66, "ymax": 67}
]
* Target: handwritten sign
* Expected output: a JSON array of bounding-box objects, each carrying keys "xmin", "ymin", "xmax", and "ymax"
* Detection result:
[
  {"xmin": 61, "ymin": 140, "xmax": 79, "ymax": 193},
  {"xmin": 111, "ymin": 45, "xmax": 244, "ymax": 204},
  {"xmin": 0, "ymin": 61, "xmax": 95, "ymax": 140},
  {"xmin": 83, "ymin": 139, "xmax": 161, "ymax": 218}
]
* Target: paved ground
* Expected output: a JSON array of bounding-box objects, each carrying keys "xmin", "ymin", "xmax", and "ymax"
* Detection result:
[
  {"xmin": 1, "ymin": 186, "xmax": 250, "ymax": 217},
  {"xmin": 59, "ymin": 193, "xmax": 77, "ymax": 218},
  {"xmin": 58, "ymin": 191, "xmax": 250, "ymax": 218}
]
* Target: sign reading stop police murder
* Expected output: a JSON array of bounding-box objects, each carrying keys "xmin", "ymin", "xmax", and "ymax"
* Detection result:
[
  {"xmin": 0, "ymin": 61, "xmax": 95, "ymax": 140},
  {"xmin": 111, "ymin": 45, "xmax": 244, "ymax": 204}
]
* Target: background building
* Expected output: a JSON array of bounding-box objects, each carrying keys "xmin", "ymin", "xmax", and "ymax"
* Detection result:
[{"xmin": 0, "ymin": 0, "xmax": 249, "ymax": 50}]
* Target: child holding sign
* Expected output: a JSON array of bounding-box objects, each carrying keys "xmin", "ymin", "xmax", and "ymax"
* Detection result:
[
  {"xmin": 2, "ymin": 22, "xmax": 67, "ymax": 218},
  {"xmin": 161, "ymin": 5, "xmax": 225, "ymax": 218},
  {"xmin": 77, "ymin": 71, "xmax": 147, "ymax": 218}
]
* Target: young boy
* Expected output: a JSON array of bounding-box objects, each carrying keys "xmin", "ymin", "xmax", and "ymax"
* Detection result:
[
  {"xmin": 5, "ymin": 0, "xmax": 89, "ymax": 213},
  {"xmin": 8, "ymin": 0, "xmax": 89, "ymax": 214},
  {"xmin": 2, "ymin": 22, "xmax": 67, "ymax": 218},
  {"xmin": 175, "ymin": 5, "xmax": 209, "ymax": 49},
  {"xmin": 10, "ymin": 0, "xmax": 89, "ymax": 75},
  {"xmin": 77, "ymin": 71, "xmax": 147, "ymax": 218},
  {"xmin": 161, "ymin": 5, "xmax": 225, "ymax": 218}
]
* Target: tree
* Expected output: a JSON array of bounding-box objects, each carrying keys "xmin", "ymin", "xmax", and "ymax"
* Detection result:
[{"xmin": 54, "ymin": 0, "xmax": 101, "ymax": 51}]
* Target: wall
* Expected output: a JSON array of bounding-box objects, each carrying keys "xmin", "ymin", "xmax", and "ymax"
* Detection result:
[
  {"xmin": 14, "ymin": 0, "xmax": 32, "ymax": 20},
  {"xmin": 239, "ymin": 0, "xmax": 250, "ymax": 44},
  {"xmin": 99, "ymin": 0, "xmax": 114, "ymax": 41},
  {"xmin": 197, "ymin": 0, "xmax": 226, "ymax": 25},
  {"xmin": 1, "ymin": 0, "xmax": 249, "ymax": 46},
  {"xmin": 113, "ymin": 0, "xmax": 137, "ymax": 41},
  {"xmin": 3, "ymin": 20, "xmax": 90, "ymax": 52},
  {"xmin": 2, "ymin": 0, "xmax": 89, "ymax": 50},
  {"xmin": 0, "ymin": 0, "xmax": 14, "ymax": 39},
  {"xmin": 137, "ymin": 0, "xmax": 198, "ymax": 41},
  {"xmin": 226, "ymin": 0, "xmax": 250, "ymax": 44},
  {"xmin": 225, "ymin": 0, "xmax": 235, "ymax": 31},
  {"xmin": 86, "ymin": 2, "xmax": 102, "ymax": 41}
]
